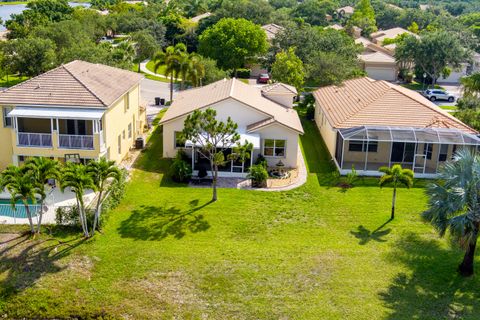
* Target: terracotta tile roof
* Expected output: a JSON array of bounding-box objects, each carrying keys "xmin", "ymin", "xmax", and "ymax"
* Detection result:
[
  {"xmin": 370, "ymin": 27, "xmax": 414, "ymax": 43},
  {"xmin": 247, "ymin": 118, "xmax": 276, "ymax": 132},
  {"xmin": 261, "ymin": 82, "xmax": 297, "ymax": 95},
  {"xmin": 0, "ymin": 60, "xmax": 143, "ymax": 108},
  {"xmin": 160, "ymin": 78, "xmax": 303, "ymax": 134},
  {"xmin": 359, "ymin": 51, "xmax": 396, "ymax": 64},
  {"xmin": 313, "ymin": 77, "xmax": 476, "ymax": 134}
]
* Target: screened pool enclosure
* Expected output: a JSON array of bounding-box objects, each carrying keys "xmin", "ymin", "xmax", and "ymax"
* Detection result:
[{"xmin": 334, "ymin": 126, "xmax": 480, "ymax": 177}]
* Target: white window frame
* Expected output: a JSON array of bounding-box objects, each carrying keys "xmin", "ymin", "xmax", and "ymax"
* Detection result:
[
  {"xmin": 3, "ymin": 106, "xmax": 12, "ymax": 128},
  {"xmin": 263, "ymin": 139, "xmax": 287, "ymax": 158}
]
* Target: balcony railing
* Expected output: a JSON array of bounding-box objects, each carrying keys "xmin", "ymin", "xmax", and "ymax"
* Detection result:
[
  {"xmin": 18, "ymin": 132, "xmax": 52, "ymax": 147},
  {"xmin": 59, "ymin": 134, "xmax": 94, "ymax": 150}
]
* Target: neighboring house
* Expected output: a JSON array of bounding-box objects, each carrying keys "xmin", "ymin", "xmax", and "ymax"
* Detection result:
[
  {"xmin": 160, "ymin": 78, "xmax": 304, "ymax": 177},
  {"xmin": 438, "ymin": 63, "xmax": 470, "ymax": 84},
  {"xmin": 313, "ymin": 77, "xmax": 480, "ymax": 178},
  {"xmin": 419, "ymin": 4, "xmax": 430, "ymax": 11},
  {"xmin": 190, "ymin": 12, "xmax": 211, "ymax": 23},
  {"xmin": 0, "ymin": 60, "xmax": 145, "ymax": 169},
  {"xmin": 355, "ymin": 37, "xmax": 397, "ymax": 81},
  {"xmin": 249, "ymin": 24, "xmax": 285, "ymax": 77},
  {"xmin": 337, "ymin": 6, "xmax": 354, "ymax": 18},
  {"xmin": 261, "ymin": 23, "xmax": 284, "ymax": 42},
  {"xmin": 370, "ymin": 27, "xmax": 414, "ymax": 47},
  {"xmin": 261, "ymin": 82, "xmax": 297, "ymax": 108}
]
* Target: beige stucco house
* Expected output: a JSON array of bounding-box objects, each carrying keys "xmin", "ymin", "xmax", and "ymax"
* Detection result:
[
  {"xmin": 355, "ymin": 37, "xmax": 398, "ymax": 81},
  {"xmin": 313, "ymin": 77, "xmax": 480, "ymax": 178},
  {"xmin": 0, "ymin": 60, "xmax": 146, "ymax": 169},
  {"xmin": 160, "ymin": 78, "xmax": 303, "ymax": 177}
]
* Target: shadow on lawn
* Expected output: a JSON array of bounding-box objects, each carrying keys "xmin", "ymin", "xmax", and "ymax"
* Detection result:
[
  {"xmin": 0, "ymin": 234, "xmax": 85, "ymax": 300},
  {"xmin": 118, "ymin": 199, "xmax": 211, "ymax": 240},
  {"xmin": 350, "ymin": 219, "xmax": 392, "ymax": 245},
  {"xmin": 380, "ymin": 233, "xmax": 480, "ymax": 319}
]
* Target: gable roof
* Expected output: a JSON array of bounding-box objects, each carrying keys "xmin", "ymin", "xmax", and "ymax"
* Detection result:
[
  {"xmin": 261, "ymin": 82, "xmax": 298, "ymax": 95},
  {"xmin": 370, "ymin": 27, "xmax": 413, "ymax": 42},
  {"xmin": 160, "ymin": 78, "xmax": 303, "ymax": 134},
  {"xmin": 337, "ymin": 6, "xmax": 354, "ymax": 14},
  {"xmin": 0, "ymin": 60, "xmax": 143, "ymax": 108},
  {"xmin": 359, "ymin": 51, "xmax": 396, "ymax": 64},
  {"xmin": 313, "ymin": 77, "xmax": 476, "ymax": 133},
  {"xmin": 261, "ymin": 23, "xmax": 284, "ymax": 41}
]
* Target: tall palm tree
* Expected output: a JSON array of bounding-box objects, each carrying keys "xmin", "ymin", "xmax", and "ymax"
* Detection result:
[
  {"xmin": 61, "ymin": 162, "xmax": 96, "ymax": 238},
  {"xmin": 153, "ymin": 43, "xmax": 187, "ymax": 101},
  {"xmin": 25, "ymin": 157, "xmax": 60, "ymax": 234},
  {"xmin": 378, "ymin": 164, "xmax": 414, "ymax": 220},
  {"xmin": 187, "ymin": 53, "xmax": 205, "ymax": 87},
  {"xmin": 178, "ymin": 51, "xmax": 191, "ymax": 90},
  {"xmin": 423, "ymin": 148, "xmax": 480, "ymax": 276},
  {"xmin": 461, "ymin": 72, "xmax": 480, "ymax": 96},
  {"xmin": 2, "ymin": 165, "xmax": 44, "ymax": 234},
  {"xmin": 87, "ymin": 158, "xmax": 121, "ymax": 235}
]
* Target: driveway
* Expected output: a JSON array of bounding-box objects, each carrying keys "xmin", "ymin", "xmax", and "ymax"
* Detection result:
[
  {"xmin": 432, "ymin": 83, "xmax": 463, "ymax": 107},
  {"xmin": 140, "ymin": 78, "xmax": 176, "ymax": 125}
]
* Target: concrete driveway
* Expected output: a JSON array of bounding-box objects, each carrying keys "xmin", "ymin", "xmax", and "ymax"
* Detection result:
[
  {"xmin": 432, "ymin": 83, "xmax": 463, "ymax": 107},
  {"xmin": 140, "ymin": 78, "xmax": 177, "ymax": 125}
]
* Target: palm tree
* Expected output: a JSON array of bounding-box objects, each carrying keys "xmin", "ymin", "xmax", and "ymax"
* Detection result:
[
  {"xmin": 153, "ymin": 43, "xmax": 187, "ymax": 102},
  {"xmin": 2, "ymin": 165, "xmax": 44, "ymax": 234},
  {"xmin": 378, "ymin": 164, "xmax": 414, "ymax": 220},
  {"xmin": 87, "ymin": 158, "xmax": 121, "ymax": 235},
  {"xmin": 25, "ymin": 157, "xmax": 60, "ymax": 234},
  {"xmin": 423, "ymin": 148, "xmax": 480, "ymax": 276},
  {"xmin": 461, "ymin": 72, "xmax": 480, "ymax": 96},
  {"xmin": 187, "ymin": 53, "xmax": 205, "ymax": 87},
  {"xmin": 61, "ymin": 162, "xmax": 96, "ymax": 238},
  {"xmin": 178, "ymin": 51, "xmax": 191, "ymax": 90}
]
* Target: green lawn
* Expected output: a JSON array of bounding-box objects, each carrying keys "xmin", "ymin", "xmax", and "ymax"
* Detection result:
[
  {"xmin": 1, "ymin": 119, "xmax": 480, "ymax": 319},
  {"xmin": 401, "ymin": 81, "xmax": 444, "ymax": 91},
  {"xmin": 146, "ymin": 59, "xmax": 166, "ymax": 75}
]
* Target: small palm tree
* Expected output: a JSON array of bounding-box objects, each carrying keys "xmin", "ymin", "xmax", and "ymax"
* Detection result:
[
  {"xmin": 61, "ymin": 162, "xmax": 96, "ymax": 238},
  {"xmin": 2, "ymin": 165, "xmax": 44, "ymax": 234},
  {"xmin": 378, "ymin": 164, "xmax": 414, "ymax": 220},
  {"xmin": 25, "ymin": 157, "xmax": 60, "ymax": 234},
  {"xmin": 153, "ymin": 43, "xmax": 187, "ymax": 101},
  {"xmin": 423, "ymin": 148, "xmax": 480, "ymax": 276},
  {"xmin": 187, "ymin": 53, "xmax": 205, "ymax": 87},
  {"xmin": 87, "ymin": 158, "xmax": 121, "ymax": 235}
]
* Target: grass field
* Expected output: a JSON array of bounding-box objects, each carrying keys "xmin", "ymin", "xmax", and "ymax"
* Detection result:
[
  {"xmin": 145, "ymin": 59, "xmax": 166, "ymax": 75},
  {"xmin": 1, "ymin": 119, "xmax": 479, "ymax": 319}
]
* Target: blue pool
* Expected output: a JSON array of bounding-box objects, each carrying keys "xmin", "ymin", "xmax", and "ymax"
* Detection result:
[{"xmin": 0, "ymin": 199, "xmax": 40, "ymax": 218}]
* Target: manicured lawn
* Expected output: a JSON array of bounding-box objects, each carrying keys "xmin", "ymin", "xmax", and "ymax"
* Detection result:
[
  {"xmin": 1, "ymin": 118, "xmax": 480, "ymax": 319},
  {"xmin": 401, "ymin": 81, "xmax": 443, "ymax": 91},
  {"xmin": 146, "ymin": 59, "xmax": 166, "ymax": 75},
  {"xmin": 440, "ymin": 105, "xmax": 458, "ymax": 111}
]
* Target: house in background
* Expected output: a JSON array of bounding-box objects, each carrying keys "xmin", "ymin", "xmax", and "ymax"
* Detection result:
[
  {"xmin": 370, "ymin": 27, "xmax": 414, "ymax": 49},
  {"xmin": 261, "ymin": 23, "xmax": 284, "ymax": 42},
  {"xmin": 337, "ymin": 6, "xmax": 354, "ymax": 18},
  {"xmin": 160, "ymin": 78, "xmax": 303, "ymax": 177},
  {"xmin": 0, "ymin": 60, "xmax": 146, "ymax": 169},
  {"xmin": 313, "ymin": 77, "xmax": 480, "ymax": 178},
  {"xmin": 355, "ymin": 37, "xmax": 398, "ymax": 81}
]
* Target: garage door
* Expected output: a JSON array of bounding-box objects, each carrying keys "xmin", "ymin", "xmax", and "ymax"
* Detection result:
[{"xmin": 365, "ymin": 67, "xmax": 396, "ymax": 81}]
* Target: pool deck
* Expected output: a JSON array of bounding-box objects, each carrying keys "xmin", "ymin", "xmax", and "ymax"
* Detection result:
[{"xmin": 0, "ymin": 188, "xmax": 96, "ymax": 225}]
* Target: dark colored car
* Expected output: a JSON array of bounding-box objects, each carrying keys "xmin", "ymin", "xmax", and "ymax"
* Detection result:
[{"xmin": 258, "ymin": 73, "xmax": 270, "ymax": 84}]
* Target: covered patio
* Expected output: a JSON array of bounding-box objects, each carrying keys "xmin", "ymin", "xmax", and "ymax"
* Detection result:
[{"xmin": 335, "ymin": 126, "xmax": 480, "ymax": 177}]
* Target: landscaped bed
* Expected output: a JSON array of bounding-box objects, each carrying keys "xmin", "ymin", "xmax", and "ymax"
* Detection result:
[{"xmin": 1, "ymin": 119, "xmax": 479, "ymax": 319}]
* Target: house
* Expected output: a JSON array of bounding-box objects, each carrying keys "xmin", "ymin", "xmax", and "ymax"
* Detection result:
[
  {"xmin": 337, "ymin": 6, "xmax": 354, "ymax": 18},
  {"xmin": 260, "ymin": 83, "xmax": 297, "ymax": 108},
  {"xmin": 248, "ymin": 23, "xmax": 286, "ymax": 77},
  {"xmin": 355, "ymin": 37, "xmax": 397, "ymax": 81},
  {"xmin": 0, "ymin": 60, "xmax": 146, "ymax": 169},
  {"xmin": 313, "ymin": 77, "xmax": 480, "ymax": 178},
  {"xmin": 370, "ymin": 27, "xmax": 414, "ymax": 47},
  {"xmin": 261, "ymin": 23, "xmax": 284, "ymax": 42},
  {"xmin": 160, "ymin": 78, "xmax": 304, "ymax": 177}
]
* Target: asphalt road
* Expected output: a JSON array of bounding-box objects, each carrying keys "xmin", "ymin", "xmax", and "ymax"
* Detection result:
[{"xmin": 140, "ymin": 78, "xmax": 176, "ymax": 125}]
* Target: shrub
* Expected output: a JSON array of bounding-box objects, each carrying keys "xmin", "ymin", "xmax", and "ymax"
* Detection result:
[
  {"xmin": 169, "ymin": 150, "xmax": 192, "ymax": 182},
  {"xmin": 255, "ymin": 154, "xmax": 268, "ymax": 169},
  {"xmin": 101, "ymin": 169, "xmax": 128, "ymax": 222},
  {"xmin": 247, "ymin": 164, "xmax": 269, "ymax": 187},
  {"xmin": 55, "ymin": 205, "xmax": 94, "ymax": 228},
  {"xmin": 297, "ymin": 93, "xmax": 315, "ymax": 120},
  {"xmin": 233, "ymin": 68, "xmax": 251, "ymax": 79},
  {"xmin": 338, "ymin": 165, "xmax": 358, "ymax": 189}
]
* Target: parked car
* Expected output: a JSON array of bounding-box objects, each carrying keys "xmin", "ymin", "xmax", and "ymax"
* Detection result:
[
  {"xmin": 258, "ymin": 73, "xmax": 270, "ymax": 84},
  {"xmin": 423, "ymin": 89, "xmax": 455, "ymax": 102}
]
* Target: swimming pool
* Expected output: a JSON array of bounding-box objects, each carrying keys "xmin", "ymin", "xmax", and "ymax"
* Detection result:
[{"xmin": 0, "ymin": 199, "xmax": 40, "ymax": 219}]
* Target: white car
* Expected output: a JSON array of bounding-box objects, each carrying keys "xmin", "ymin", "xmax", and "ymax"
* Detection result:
[{"xmin": 423, "ymin": 89, "xmax": 455, "ymax": 102}]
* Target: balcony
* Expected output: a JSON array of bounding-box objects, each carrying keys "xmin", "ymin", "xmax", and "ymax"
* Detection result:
[
  {"xmin": 59, "ymin": 134, "xmax": 94, "ymax": 150},
  {"xmin": 18, "ymin": 132, "xmax": 53, "ymax": 147}
]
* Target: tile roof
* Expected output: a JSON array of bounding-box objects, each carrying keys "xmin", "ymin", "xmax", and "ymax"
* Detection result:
[
  {"xmin": 359, "ymin": 51, "xmax": 396, "ymax": 64},
  {"xmin": 337, "ymin": 6, "xmax": 354, "ymax": 14},
  {"xmin": 261, "ymin": 82, "xmax": 298, "ymax": 95},
  {"xmin": 160, "ymin": 78, "xmax": 303, "ymax": 134},
  {"xmin": 313, "ymin": 77, "xmax": 476, "ymax": 133},
  {"xmin": 327, "ymin": 24, "xmax": 344, "ymax": 31},
  {"xmin": 190, "ymin": 12, "xmax": 211, "ymax": 23},
  {"xmin": 370, "ymin": 27, "xmax": 414, "ymax": 43},
  {"xmin": 261, "ymin": 23, "xmax": 284, "ymax": 40},
  {"xmin": 0, "ymin": 60, "xmax": 143, "ymax": 108}
]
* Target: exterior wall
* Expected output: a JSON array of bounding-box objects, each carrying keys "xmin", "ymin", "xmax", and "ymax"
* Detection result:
[
  {"xmin": 262, "ymin": 93, "xmax": 294, "ymax": 108},
  {"xmin": 103, "ymin": 84, "xmax": 141, "ymax": 163},
  {"xmin": 314, "ymin": 100, "xmax": 337, "ymax": 157},
  {"xmin": 255, "ymin": 123, "xmax": 299, "ymax": 168},
  {"xmin": 438, "ymin": 64, "xmax": 468, "ymax": 84},
  {"xmin": 364, "ymin": 64, "xmax": 397, "ymax": 81},
  {"xmin": 0, "ymin": 106, "xmax": 13, "ymax": 169}
]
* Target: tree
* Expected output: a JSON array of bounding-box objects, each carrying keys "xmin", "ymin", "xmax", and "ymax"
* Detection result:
[
  {"xmin": 346, "ymin": 0, "xmax": 377, "ymax": 36},
  {"xmin": 186, "ymin": 53, "xmax": 206, "ymax": 87},
  {"xmin": 271, "ymin": 47, "xmax": 305, "ymax": 91},
  {"xmin": 422, "ymin": 149, "xmax": 480, "ymax": 276},
  {"xmin": 87, "ymin": 158, "xmax": 121, "ymax": 235},
  {"xmin": 455, "ymin": 96, "xmax": 480, "ymax": 131},
  {"xmin": 26, "ymin": 0, "xmax": 73, "ymax": 22},
  {"xmin": 153, "ymin": 43, "xmax": 187, "ymax": 101},
  {"xmin": 25, "ymin": 157, "xmax": 60, "ymax": 234},
  {"xmin": 293, "ymin": 0, "xmax": 336, "ymax": 26},
  {"xmin": 61, "ymin": 162, "xmax": 96, "ymax": 238},
  {"xmin": 407, "ymin": 21, "xmax": 419, "ymax": 34},
  {"xmin": 395, "ymin": 31, "xmax": 467, "ymax": 85},
  {"xmin": 199, "ymin": 56, "xmax": 229, "ymax": 85},
  {"xmin": 461, "ymin": 72, "xmax": 480, "ymax": 97},
  {"xmin": 215, "ymin": 0, "xmax": 274, "ymax": 25},
  {"xmin": 131, "ymin": 30, "xmax": 159, "ymax": 72},
  {"xmin": 182, "ymin": 108, "xmax": 250, "ymax": 201},
  {"xmin": 378, "ymin": 164, "xmax": 414, "ymax": 220},
  {"xmin": 198, "ymin": 18, "xmax": 268, "ymax": 73},
  {"xmin": 1, "ymin": 165, "xmax": 44, "ymax": 234},
  {"xmin": 305, "ymin": 51, "xmax": 363, "ymax": 86}
]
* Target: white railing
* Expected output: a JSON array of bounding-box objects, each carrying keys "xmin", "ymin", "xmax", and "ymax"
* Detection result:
[
  {"xmin": 18, "ymin": 132, "xmax": 52, "ymax": 147},
  {"xmin": 59, "ymin": 134, "xmax": 94, "ymax": 150}
]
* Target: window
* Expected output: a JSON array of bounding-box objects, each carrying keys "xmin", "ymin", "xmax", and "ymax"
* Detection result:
[
  {"xmin": 3, "ymin": 107, "xmax": 12, "ymax": 127},
  {"xmin": 128, "ymin": 123, "xmax": 132, "ymax": 138},
  {"xmin": 124, "ymin": 94, "xmax": 130, "ymax": 112},
  {"xmin": 348, "ymin": 140, "xmax": 378, "ymax": 152},
  {"xmin": 263, "ymin": 139, "xmax": 286, "ymax": 157},
  {"xmin": 118, "ymin": 135, "xmax": 121, "ymax": 154},
  {"xmin": 122, "ymin": 130, "xmax": 126, "ymax": 139},
  {"xmin": 423, "ymin": 143, "xmax": 433, "ymax": 160},
  {"xmin": 391, "ymin": 142, "xmax": 415, "ymax": 163},
  {"xmin": 439, "ymin": 144, "xmax": 448, "ymax": 162},
  {"xmin": 174, "ymin": 131, "xmax": 185, "ymax": 148}
]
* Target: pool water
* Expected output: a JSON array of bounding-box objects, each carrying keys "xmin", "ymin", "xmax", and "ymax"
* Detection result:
[{"xmin": 0, "ymin": 199, "xmax": 40, "ymax": 219}]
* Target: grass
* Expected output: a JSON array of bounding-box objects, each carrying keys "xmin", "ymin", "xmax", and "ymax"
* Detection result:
[
  {"xmin": 0, "ymin": 74, "xmax": 29, "ymax": 87},
  {"xmin": 0, "ymin": 1, "xmax": 28, "ymax": 5},
  {"xmin": 440, "ymin": 105, "xmax": 458, "ymax": 111},
  {"xmin": 1, "ymin": 117, "xmax": 480, "ymax": 318},
  {"xmin": 145, "ymin": 59, "xmax": 166, "ymax": 75},
  {"xmin": 401, "ymin": 81, "xmax": 444, "ymax": 91}
]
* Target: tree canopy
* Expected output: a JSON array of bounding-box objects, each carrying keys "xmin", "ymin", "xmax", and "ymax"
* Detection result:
[{"xmin": 271, "ymin": 47, "xmax": 305, "ymax": 91}]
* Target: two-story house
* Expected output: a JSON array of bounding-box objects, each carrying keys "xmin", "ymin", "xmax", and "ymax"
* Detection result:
[{"xmin": 0, "ymin": 60, "xmax": 145, "ymax": 168}]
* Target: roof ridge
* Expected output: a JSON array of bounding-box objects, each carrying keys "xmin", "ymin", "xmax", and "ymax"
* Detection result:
[{"xmin": 63, "ymin": 62, "xmax": 107, "ymax": 107}]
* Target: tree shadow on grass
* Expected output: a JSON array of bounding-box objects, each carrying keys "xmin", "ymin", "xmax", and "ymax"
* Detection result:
[
  {"xmin": 118, "ymin": 199, "xmax": 211, "ymax": 241},
  {"xmin": 350, "ymin": 219, "xmax": 392, "ymax": 245},
  {"xmin": 0, "ymin": 234, "xmax": 85, "ymax": 300},
  {"xmin": 380, "ymin": 233, "xmax": 480, "ymax": 319}
]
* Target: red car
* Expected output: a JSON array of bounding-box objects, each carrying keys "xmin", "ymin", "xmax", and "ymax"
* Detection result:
[{"xmin": 258, "ymin": 73, "xmax": 270, "ymax": 84}]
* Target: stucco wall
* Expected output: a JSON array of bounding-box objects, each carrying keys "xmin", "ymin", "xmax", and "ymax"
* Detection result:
[
  {"xmin": 0, "ymin": 106, "xmax": 13, "ymax": 169},
  {"xmin": 314, "ymin": 101, "xmax": 337, "ymax": 158},
  {"xmin": 255, "ymin": 123, "xmax": 299, "ymax": 168}
]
